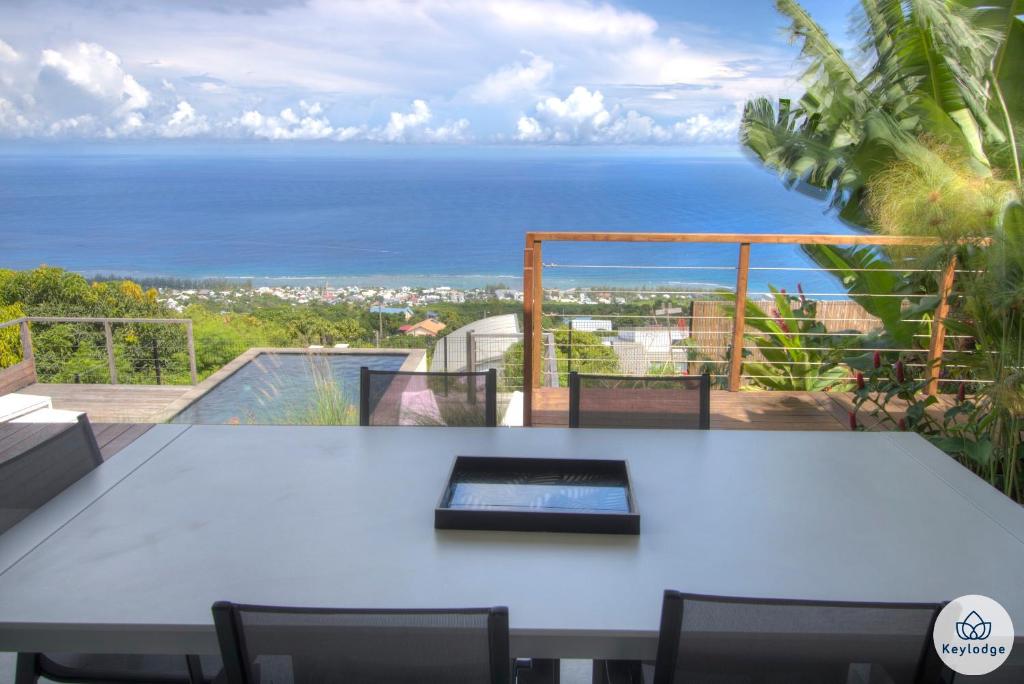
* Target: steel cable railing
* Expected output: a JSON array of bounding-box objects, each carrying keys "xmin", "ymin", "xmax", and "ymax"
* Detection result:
[{"xmin": 520, "ymin": 233, "xmax": 972, "ymax": 424}]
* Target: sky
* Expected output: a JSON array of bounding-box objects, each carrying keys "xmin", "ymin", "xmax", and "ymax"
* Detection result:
[{"xmin": 0, "ymin": 0, "xmax": 857, "ymax": 147}]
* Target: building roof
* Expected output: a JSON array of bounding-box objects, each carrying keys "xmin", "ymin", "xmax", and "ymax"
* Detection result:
[{"xmin": 405, "ymin": 319, "xmax": 446, "ymax": 335}]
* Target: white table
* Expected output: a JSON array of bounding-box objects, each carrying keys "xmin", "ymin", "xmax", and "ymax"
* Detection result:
[{"xmin": 0, "ymin": 425, "xmax": 1022, "ymax": 666}]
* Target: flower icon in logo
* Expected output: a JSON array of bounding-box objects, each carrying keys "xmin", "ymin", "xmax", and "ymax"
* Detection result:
[{"xmin": 956, "ymin": 611, "xmax": 992, "ymax": 640}]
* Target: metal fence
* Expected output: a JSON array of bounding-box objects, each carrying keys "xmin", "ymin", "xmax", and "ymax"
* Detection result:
[
  {"xmin": 521, "ymin": 232, "xmax": 971, "ymax": 425},
  {"xmin": 0, "ymin": 316, "xmax": 198, "ymax": 386},
  {"xmin": 430, "ymin": 331, "xmax": 558, "ymax": 392}
]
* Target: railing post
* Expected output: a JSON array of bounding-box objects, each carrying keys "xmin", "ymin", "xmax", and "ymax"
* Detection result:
[
  {"xmin": 523, "ymin": 235, "xmax": 537, "ymax": 426},
  {"xmin": 19, "ymin": 319, "xmax": 34, "ymax": 365},
  {"xmin": 926, "ymin": 256, "xmax": 957, "ymax": 396},
  {"xmin": 466, "ymin": 330, "xmax": 475, "ymax": 373},
  {"xmin": 186, "ymin": 320, "xmax": 198, "ymax": 385},
  {"xmin": 728, "ymin": 242, "xmax": 751, "ymax": 392},
  {"xmin": 152, "ymin": 338, "xmax": 162, "ymax": 385},
  {"xmin": 103, "ymin": 321, "xmax": 118, "ymax": 384}
]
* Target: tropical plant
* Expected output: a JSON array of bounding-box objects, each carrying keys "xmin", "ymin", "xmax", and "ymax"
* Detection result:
[
  {"xmin": 848, "ymin": 211, "xmax": 1024, "ymax": 502},
  {"xmin": 801, "ymin": 244, "xmax": 935, "ymax": 350},
  {"xmin": 553, "ymin": 328, "xmax": 619, "ymax": 384},
  {"xmin": 0, "ymin": 303, "xmax": 25, "ymax": 368},
  {"xmin": 728, "ymin": 286, "xmax": 852, "ymax": 391},
  {"xmin": 742, "ymin": 0, "xmax": 1022, "ymax": 230}
]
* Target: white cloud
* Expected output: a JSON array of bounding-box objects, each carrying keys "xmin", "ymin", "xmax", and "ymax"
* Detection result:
[
  {"xmin": 40, "ymin": 43, "xmax": 151, "ymax": 115},
  {"xmin": 371, "ymin": 100, "xmax": 471, "ymax": 143},
  {"xmin": 0, "ymin": 39, "xmax": 19, "ymax": 63},
  {"xmin": 237, "ymin": 99, "xmax": 334, "ymax": 140},
  {"xmin": 162, "ymin": 100, "xmax": 210, "ymax": 137},
  {"xmin": 516, "ymin": 86, "xmax": 738, "ymax": 144},
  {"xmin": 484, "ymin": 0, "xmax": 656, "ymax": 40},
  {"xmin": 234, "ymin": 98, "xmax": 470, "ymax": 143},
  {"xmin": 469, "ymin": 53, "xmax": 553, "ymax": 103},
  {"xmin": 0, "ymin": 97, "xmax": 31, "ymax": 132},
  {"xmin": 0, "ymin": 1, "xmax": 790, "ymax": 144},
  {"xmin": 380, "ymin": 99, "xmax": 432, "ymax": 141}
]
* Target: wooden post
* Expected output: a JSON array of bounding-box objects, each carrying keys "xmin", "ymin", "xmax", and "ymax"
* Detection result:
[
  {"xmin": 18, "ymin": 320, "xmax": 33, "ymax": 365},
  {"xmin": 466, "ymin": 330, "xmax": 476, "ymax": 373},
  {"xmin": 728, "ymin": 242, "xmax": 751, "ymax": 391},
  {"xmin": 103, "ymin": 321, "xmax": 118, "ymax": 384},
  {"xmin": 520, "ymin": 237, "xmax": 536, "ymax": 423},
  {"xmin": 531, "ymin": 239, "xmax": 543, "ymax": 390},
  {"xmin": 186, "ymin": 320, "xmax": 198, "ymax": 385},
  {"xmin": 926, "ymin": 256, "xmax": 957, "ymax": 396}
]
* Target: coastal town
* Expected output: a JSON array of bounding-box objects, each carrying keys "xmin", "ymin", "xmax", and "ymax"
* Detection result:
[{"xmin": 156, "ymin": 281, "xmax": 667, "ymax": 313}]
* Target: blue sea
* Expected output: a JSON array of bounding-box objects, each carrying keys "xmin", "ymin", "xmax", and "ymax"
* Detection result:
[{"xmin": 0, "ymin": 143, "xmax": 856, "ymax": 293}]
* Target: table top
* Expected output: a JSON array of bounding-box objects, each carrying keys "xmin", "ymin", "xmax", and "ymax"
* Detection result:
[{"xmin": 1, "ymin": 425, "xmax": 1022, "ymax": 660}]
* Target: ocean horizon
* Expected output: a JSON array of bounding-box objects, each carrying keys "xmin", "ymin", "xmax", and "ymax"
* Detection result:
[{"xmin": 0, "ymin": 143, "xmax": 857, "ymax": 294}]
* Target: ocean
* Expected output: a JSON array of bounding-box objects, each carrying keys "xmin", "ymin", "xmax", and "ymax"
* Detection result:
[{"xmin": 0, "ymin": 143, "xmax": 856, "ymax": 293}]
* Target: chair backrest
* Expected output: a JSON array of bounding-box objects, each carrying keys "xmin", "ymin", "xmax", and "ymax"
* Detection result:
[
  {"xmin": 653, "ymin": 591, "xmax": 947, "ymax": 684},
  {"xmin": 0, "ymin": 414, "xmax": 103, "ymax": 534},
  {"xmin": 568, "ymin": 372, "xmax": 710, "ymax": 430},
  {"xmin": 360, "ymin": 367, "xmax": 498, "ymax": 427},
  {"xmin": 212, "ymin": 601, "xmax": 511, "ymax": 684}
]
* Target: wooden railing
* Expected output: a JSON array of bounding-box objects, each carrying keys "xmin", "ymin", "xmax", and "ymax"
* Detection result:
[
  {"xmin": 0, "ymin": 316, "xmax": 198, "ymax": 389},
  {"xmin": 522, "ymin": 232, "xmax": 955, "ymax": 426}
]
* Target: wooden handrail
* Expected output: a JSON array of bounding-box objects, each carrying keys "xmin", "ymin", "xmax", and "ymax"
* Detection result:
[
  {"xmin": 526, "ymin": 231, "xmax": 945, "ymax": 246},
  {"xmin": 521, "ymin": 231, "xmax": 963, "ymax": 426}
]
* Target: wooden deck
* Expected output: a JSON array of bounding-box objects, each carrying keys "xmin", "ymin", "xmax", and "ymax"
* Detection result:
[
  {"xmin": 13, "ymin": 381, "xmax": 935, "ymax": 433},
  {"xmin": 91, "ymin": 423, "xmax": 155, "ymax": 460},
  {"xmin": 18, "ymin": 383, "xmax": 191, "ymax": 423},
  {"xmin": 533, "ymin": 388, "xmax": 852, "ymax": 430}
]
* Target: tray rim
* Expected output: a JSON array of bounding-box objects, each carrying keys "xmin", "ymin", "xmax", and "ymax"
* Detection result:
[{"xmin": 434, "ymin": 454, "xmax": 640, "ymax": 534}]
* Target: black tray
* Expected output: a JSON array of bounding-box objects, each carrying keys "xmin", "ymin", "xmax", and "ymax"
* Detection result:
[{"xmin": 435, "ymin": 456, "xmax": 639, "ymax": 535}]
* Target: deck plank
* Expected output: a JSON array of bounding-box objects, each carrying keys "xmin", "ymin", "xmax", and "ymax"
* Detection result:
[
  {"xmin": 533, "ymin": 388, "xmax": 850, "ymax": 430},
  {"xmin": 18, "ymin": 383, "xmax": 190, "ymax": 423},
  {"xmin": 94, "ymin": 424, "xmax": 154, "ymax": 461}
]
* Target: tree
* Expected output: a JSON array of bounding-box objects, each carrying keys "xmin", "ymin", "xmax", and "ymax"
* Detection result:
[
  {"xmin": 553, "ymin": 329, "xmax": 619, "ymax": 385},
  {"xmin": 0, "ymin": 303, "xmax": 25, "ymax": 368},
  {"xmin": 742, "ymin": 0, "xmax": 1022, "ymax": 231}
]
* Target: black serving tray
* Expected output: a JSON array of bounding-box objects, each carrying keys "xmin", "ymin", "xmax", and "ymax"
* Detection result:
[{"xmin": 435, "ymin": 456, "xmax": 639, "ymax": 535}]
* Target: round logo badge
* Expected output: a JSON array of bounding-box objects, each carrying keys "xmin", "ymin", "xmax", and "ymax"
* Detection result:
[{"xmin": 933, "ymin": 594, "xmax": 1014, "ymax": 676}]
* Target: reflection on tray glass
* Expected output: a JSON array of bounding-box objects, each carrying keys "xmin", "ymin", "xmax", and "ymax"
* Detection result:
[{"xmin": 448, "ymin": 472, "xmax": 629, "ymax": 512}]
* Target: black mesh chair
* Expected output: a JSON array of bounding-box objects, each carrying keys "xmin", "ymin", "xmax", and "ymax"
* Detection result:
[
  {"xmin": 360, "ymin": 367, "xmax": 498, "ymax": 427},
  {"xmin": 5, "ymin": 416, "xmax": 220, "ymax": 684},
  {"xmin": 0, "ymin": 414, "xmax": 103, "ymax": 535},
  {"xmin": 568, "ymin": 373, "xmax": 710, "ymax": 430},
  {"xmin": 212, "ymin": 601, "xmax": 514, "ymax": 684},
  {"xmin": 595, "ymin": 590, "xmax": 949, "ymax": 684},
  {"xmin": 15, "ymin": 654, "xmax": 220, "ymax": 684}
]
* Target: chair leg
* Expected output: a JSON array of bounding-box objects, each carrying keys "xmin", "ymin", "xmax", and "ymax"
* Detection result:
[
  {"xmin": 185, "ymin": 655, "xmax": 205, "ymax": 684},
  {"xmin": 516, "ymin": 658, "xmax": 559, "ymax": 684},
  {"xmin": 592, "ymin": 659, "xmax": 642, "ymax": 684},
  {"xmin": 14, "ymin": 653, "xmax": 38, "ymax": 684}
]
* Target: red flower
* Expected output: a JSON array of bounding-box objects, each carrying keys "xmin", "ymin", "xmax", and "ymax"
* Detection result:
[
  {"xmin": 856, "ymin": 372, "xmax": 865, "ymax": 390},
  {"xmin": 898, "ymin": 418, "xmax": 907, "ymax": 431},
  {"xmin": 873, "ymin": 351, "xmax": 881, "ymax": 369},
  {"xmin": 895, "ymin": 360, "xmax": 906, "ymax": 383},
  {"xmin": 957, "ymin": 383, "xmax": 966, "ymax": 402},
  {"xmin": 848, "ymin": 412, "xmax": 858, "ymax": 430}
]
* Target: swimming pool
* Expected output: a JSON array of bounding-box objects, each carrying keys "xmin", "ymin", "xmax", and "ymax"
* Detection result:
[{"xmin": 170, "ymin": 352, "xmax": 407, "ymax": 425}]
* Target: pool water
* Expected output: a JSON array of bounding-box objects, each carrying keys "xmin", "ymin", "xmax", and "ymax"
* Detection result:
[{"xmin": 171, "ymin": 353, "xmax": 405, "ymax": 425}]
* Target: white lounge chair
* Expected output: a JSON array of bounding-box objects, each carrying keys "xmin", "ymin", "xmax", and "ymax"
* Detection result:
[{"xmin": 0, "ymin": 393, "xmax": 52, "ymax": 423}]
